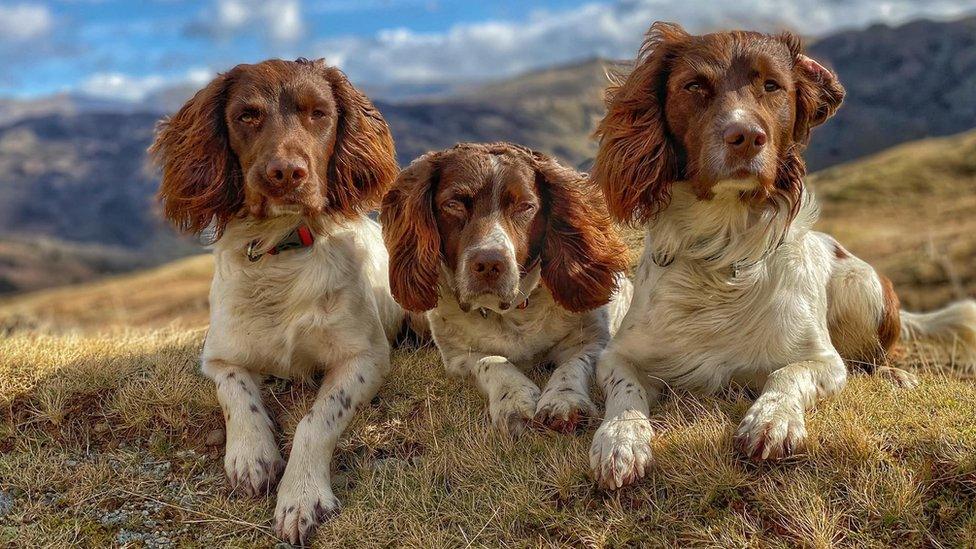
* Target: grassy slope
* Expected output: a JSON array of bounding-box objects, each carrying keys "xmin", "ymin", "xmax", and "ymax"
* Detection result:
[{"xmin": 1, "ymin": 131, "xmax": 975, "ymax": 547}]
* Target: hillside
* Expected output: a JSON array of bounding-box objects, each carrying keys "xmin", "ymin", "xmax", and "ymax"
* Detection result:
[
  {"xmin": 1, "ymin": 130, "xmax": 975, "ymax": 546},
  {"xmin": 1, "ymin": 17, "xmax": 976, "ymax": 297}
]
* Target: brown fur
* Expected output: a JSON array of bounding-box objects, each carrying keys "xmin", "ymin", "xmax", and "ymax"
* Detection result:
[
  {"xmin": 381, "ymin": 142, "xmax": 630, "ymax": 313},
  {"xmin": 878, "ymin": 272, "xmax": 902, "ymax": 358},
  {"xmin": 150, "ymin": 58, "xmax": 397, "ymax": 239},
  {"xmin": 591, "ymin": 22, "xmax": 844, "ymax": 227}
]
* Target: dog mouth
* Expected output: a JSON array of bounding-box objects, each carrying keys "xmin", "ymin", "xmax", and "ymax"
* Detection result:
[{"xmin": 457, "ymin": 289, "xmax": 521, "ymax": 314}]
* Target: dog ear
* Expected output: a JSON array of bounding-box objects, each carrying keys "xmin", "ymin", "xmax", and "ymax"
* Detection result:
[
  {"xmin": 534, "ymin": 152, "xmax": 630, "ymax": 313},
  {"xmin": 323, "ymin": 65, "xmax": 399, "ymax": 217},
  {"xmin": 380, "ymin": 153, "xmax": 442, "ymax": 312},
  {"xmin": 592, "ymin": 21, "xmax": 688, "ymax": 227},
  {"xmin": 150, "ymin": 70, "xmax": 242, "ymax": 238},
  {"xmin": 792, "ymin": 51, "xmax": 845, "ymax": 144}
]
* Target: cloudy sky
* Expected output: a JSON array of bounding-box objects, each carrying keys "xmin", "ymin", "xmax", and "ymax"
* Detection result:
[{"xmin": 1, "ymin": 0, "xmax": 974, "ymax": 101}]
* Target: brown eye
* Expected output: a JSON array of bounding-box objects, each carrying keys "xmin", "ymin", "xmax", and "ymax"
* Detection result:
[
  {"xmin": 311, "ymin": 109, "xmax": 326, "ymax": 120},
  {"xmin": 513, "ymin": 202, "xmax": 537, "ymax": 216},
  {"xmin": 763, "ymin": 80, "xmax": 781, "ymax": 92},
  {"xmin": 441, "ymin": 199, "xmax": 466, "ymax": 215},
  {"xmin": 237, "ymin": 109, "xmax": 260, "ymax": 124},
  {"xmin": 684, "ymin": 81, "xmax": 704, "ymax": 93}
]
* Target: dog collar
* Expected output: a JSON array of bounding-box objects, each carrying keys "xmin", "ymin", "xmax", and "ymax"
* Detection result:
[{"xmin": 246, "ymin": 225, "xmax": 314, "ymax": 262}]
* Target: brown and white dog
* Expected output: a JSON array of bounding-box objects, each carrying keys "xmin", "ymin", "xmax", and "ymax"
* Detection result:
[
  {"xmin": 381, "ymin": 143, "xmax": 633, "ymax": 435},
  {"xmin": 151, "ymin": 58, "xmax": 406, "ymax": 544},
  {"xmin": 587, "ymin": 23, "xmax": 976, "ymax": 489}
]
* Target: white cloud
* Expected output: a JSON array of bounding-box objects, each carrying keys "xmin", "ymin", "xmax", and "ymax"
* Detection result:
[
  {"xmin": 199, "ymin": 0, "xmax": 304, "ymax": 43},
  {"xmin": 79, "ymin": 67, "xmax": 215, "ymax": 102},
  {"xmin": 316, "ymin": 0, "xmax": 976, "ymax": 87},
  {"xmin": 0, "ymin": 3, "xmax": 53, "ymax": 43}
]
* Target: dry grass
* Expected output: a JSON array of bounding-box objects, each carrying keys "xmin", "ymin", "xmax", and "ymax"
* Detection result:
[
  {"xmin": 1, "ymin": 131, "xmax": 975, "ymax": 547},
  {"xmin": 2, "ymin": 328, "xmax": 975, "ymax": 547}
]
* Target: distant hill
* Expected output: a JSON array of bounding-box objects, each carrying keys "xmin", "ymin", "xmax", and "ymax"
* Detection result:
[{"xmin": 0, "ymin": 16, "xmax": 975, "ymax": 294}]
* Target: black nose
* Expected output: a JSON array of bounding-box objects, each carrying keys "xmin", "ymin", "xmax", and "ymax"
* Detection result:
[
  {"xmin": 470, "ymin": 250, "xmax": 508, "ymax": 282},
  {"xmin": 265, "ymin": 158, "xmax": 308, "ymax": 187},
  {"xmin": 723, "ymin": 122, "xmax": 767, "ymax": 157}
]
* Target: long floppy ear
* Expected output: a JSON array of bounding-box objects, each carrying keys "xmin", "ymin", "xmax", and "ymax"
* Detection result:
[
  {"xmin": 149, "ymin": 70, "xmax": 241, "ymax": 238},
  {"xmin": 592, "ymin": 21, "xmax": 688, "ymax": 227},
  {"xmin": 791, "ymin": 48, "xmax": 845, "ymax": 144},
  {"xmin": 323, "ymin": 65, "xmax": 399, "ymax": 217},
  {"xmin": 534, "ymin": 152, "xmax": 631, "ymax": 313},
  {"xmin": 380, "ymin": 153, "xmax": 442, "ymax": 312}
]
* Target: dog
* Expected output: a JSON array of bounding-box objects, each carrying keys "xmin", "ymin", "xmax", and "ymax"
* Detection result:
[
  {"xmin": 150, "ymin": 58, "xmax": 409, "ymax": 544},
  {"xmin": 381, "ymin": 143, "xmax": 633, "ymax": 435},
  {"xmin": 587, "ymin": 23, "xmax": 976, "ymax": 489}
]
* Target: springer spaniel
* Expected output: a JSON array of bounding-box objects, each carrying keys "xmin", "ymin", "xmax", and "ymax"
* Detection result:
[
  {"xmin": 588, "ymin": 23, "xmax": 976, "ymax": 489},
  {"xmin": 151, "ymin": 58, "xmax": 411, "ymax": 544},
  {"xmin": 381, "ymin": 143, "xmax": 633, "ymax": 435}
]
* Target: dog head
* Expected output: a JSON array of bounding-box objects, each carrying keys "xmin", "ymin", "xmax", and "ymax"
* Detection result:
[
  {"xmin": 593, "ymin": 22, "xmax": 844, "ymax": 225},
  {"xmin": 150, "ymin": 58, "xmax": 397, "ymax": 238},
  {"xmin": 381, "ymin": 143, "xmax": 629, "ymax": 314}
]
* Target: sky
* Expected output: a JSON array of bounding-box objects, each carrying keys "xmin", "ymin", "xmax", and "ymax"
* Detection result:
[{"xmin": 1, "ymin": 0, "xmax": 975, "ymax": 101}]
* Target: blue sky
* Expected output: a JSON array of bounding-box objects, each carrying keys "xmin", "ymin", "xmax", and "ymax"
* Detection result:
[{"xmin": 1, "ymin": 0, "xmax": 974, "ymax": 101}]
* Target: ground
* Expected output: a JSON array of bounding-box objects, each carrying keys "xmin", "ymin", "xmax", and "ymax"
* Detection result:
[{"xmin": 1, "ymin": 131, "xmax": 975, "ymax": 547}]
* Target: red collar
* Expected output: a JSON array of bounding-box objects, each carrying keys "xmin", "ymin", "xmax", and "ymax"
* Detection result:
[{"xmin": 246, "ymin": 226, "xmax": 314, "ymax": 262}]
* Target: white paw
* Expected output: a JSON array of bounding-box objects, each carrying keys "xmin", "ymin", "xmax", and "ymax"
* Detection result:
[
  {"xmin": 735, "ymin": 394, "xmax": 807, "ymax": 461},
  {"xmin": 274, "ymin": 465, "xmax": 340, "ymax": 546},
  {"xmin": 535, "ymin": 387, "xmax": 596, "ymax": 434},
  {"xmin": 489, "ymin": 382, "xmax": 540, "ymax": 437},
  {"xmin": 223, "ymin": 425, "xmax": 284, "ymax": 497},
  {"xmin": 589, "ymin": 410, "xmax": 654, "ymax": 490},
  {"xmin": 876, "ymin": 366, "xmax": 919, "ymax": 389}
]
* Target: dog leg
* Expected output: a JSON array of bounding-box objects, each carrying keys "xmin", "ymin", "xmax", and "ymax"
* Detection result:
[
  {"xmin": 203, "ymin": 359, "xmax": 284, "ymax": 497},
  {"xmin": 735, "ymin": 355, "xmax": 846, "ymax": 460},
  {"xmin": 535, "ymin": 338, "xmax": 602, "ymax": 434},
  {"xmin": 273, "ymin": 350, "xmax": 388, "ymax": 546},
  {"xmin": 590, "ymin": 348, "xmax": 657, "ymax": 490},
  {"xmin": 445, "ymin": 351, "xmax": 540, "ymax": 436}
]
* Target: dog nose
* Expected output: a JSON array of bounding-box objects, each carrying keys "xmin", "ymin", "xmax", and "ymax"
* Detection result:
[
  {"xmin": 470, "ymin": 250, "xmax": 508, "ymax": 282},
  {"xmin": 723, "ymin": 123, "xmax": 767, "ymax": 156},
  {"xmin": 266, "ymin": 158, "xmax": 308, "ymax": 187}
]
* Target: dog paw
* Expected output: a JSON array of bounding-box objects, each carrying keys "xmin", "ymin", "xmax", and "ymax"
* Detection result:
[
  {"xmin": 274, "ymin": 469, "xmax": 340, "ymax": 546},
  {"xmin": 489, "ymin": 383, "xmax": 540, "ymax": 437},
  {"xmin": 735, "ymin": 395, "xmax": 807, "ymax": 461},
  {"xmin": 876, "ymin": 366, "xmax": 919, "ymax": 389},
  {"xmin": 224, "ymin": 429, "xmax": 284, "ymax": 497},
  {"xmin": 589, "ymin": 410, "xmax": 654, "ymax": 490},
  {"xmin": 535, "ymin": 388, "xmax": 596, "ymax": 434}
]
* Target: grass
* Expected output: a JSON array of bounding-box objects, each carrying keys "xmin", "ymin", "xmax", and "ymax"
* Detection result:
[{"xmin": 1, "ymin": 130, "xmax": 976, "ymax": 547}]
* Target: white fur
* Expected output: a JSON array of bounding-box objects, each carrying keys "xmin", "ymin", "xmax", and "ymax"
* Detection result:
[
  {"xmin": 591, "ymin": 180, "xmax": 976, "ymax": 489},
  {"xmin": 430, "ymin": 266, "xmax": 632, "ymax": 435},
  {"xmin": 200, "ymin": 213, "xmax": 404, "ymax": 544}
]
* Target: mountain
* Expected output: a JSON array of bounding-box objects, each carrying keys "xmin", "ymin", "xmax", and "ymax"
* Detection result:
[{"xmin": 0, "ymin": 16, "xmax": 975, "ymax": 295}]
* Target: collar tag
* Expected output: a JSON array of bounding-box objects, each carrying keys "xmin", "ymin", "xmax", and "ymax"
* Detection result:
[{"xmin": 246, "ymin": 225, "xmax": 315, "ymax": 262}]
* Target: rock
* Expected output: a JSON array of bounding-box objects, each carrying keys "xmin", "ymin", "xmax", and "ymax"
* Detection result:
[
  {"xmin": 93, "ymin": 422, "xmax": 110, "ymax": 434},
  {"xmin": 205, "ymin": 429, "xmax": 225, "ymax": 447},
  {"xmin": 0, "ymin": 491, "xmax": 13, "ymax": 517}
]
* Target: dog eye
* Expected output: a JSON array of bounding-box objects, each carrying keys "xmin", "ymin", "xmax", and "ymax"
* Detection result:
[
  {"xmin": 310, "ymin": 109, "xmax": 327, "ymax": 120},
  {"xmin": 237, "ymin": 109, "xmax": 260, "ymax": 124},
  {"xmin": 441, "ymin": 199, "xmax": 466, "ymax": 215},
  {"xmin": 684, "ymin": 81, "xmax": 704, "ymax": 93},
  {"xmin": 513, "ymin": 202, "xmax": 537, "ymax": 216},
  {"xmin": 763, "ymin": 80, "xmax": 782, "ymax": 92}
]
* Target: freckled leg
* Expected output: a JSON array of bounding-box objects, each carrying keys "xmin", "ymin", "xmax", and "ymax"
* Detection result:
[
  {"xmin": 735, "ymin": 355, "xmax": 847, "ymax": 460},
  {"xmin": 590, "ymin": 347, "xmax": 658, "ymax": 490},
  {"xmin": 273, "ymin": 351, "xmax": 387, "ymax": 546},
  {"xmin": 203, "ymin": 359, "xmax": 284, "ymax": 497},
  {"xmin": 445, "ymin": 351, "xmax": 540, "ymax": 437},
  {"xmin": 535, "ymin": 340, "xmax": 601, "ymax": 434}
]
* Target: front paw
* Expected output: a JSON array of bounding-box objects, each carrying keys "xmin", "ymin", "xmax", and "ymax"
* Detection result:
[
  {"xmin": 734, "ymin": 394, "xmax": 807, "ymax": 461},
  {"xmin": 489, "ymin": 383, "xmax": 540, "ymax": 437},
  {"xmin": 224, "ymin": 428, "xmax": 284, "ymax": 497},
  {"xmin": 589, "ymin": 410, "xmax": 654, "ymax": 490},
  {"xmin": 535, "ymin": 388, "xmax": 596, "ymax": 434},
  {"xmin": 274, "ymin": 467, "xmax": 340, "ymax": 546}
]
